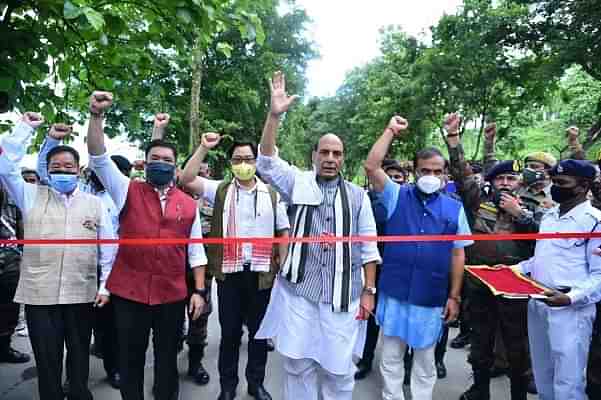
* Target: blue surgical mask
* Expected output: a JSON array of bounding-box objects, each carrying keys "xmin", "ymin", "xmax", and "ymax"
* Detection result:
[
  {"xmin": 145, "ymin": 162, "xmax": 175, "ymax": 187},
  {"xmin": 49, "ymin": 173, "xmax": 79, "ymax": 194}
]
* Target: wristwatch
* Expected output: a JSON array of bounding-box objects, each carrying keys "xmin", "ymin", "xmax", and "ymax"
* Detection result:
[
  {"xmin": 363, "ymin": 286, "xmax": 377, "ymax": 296},
  {"xmin": 193, "ymin": 288, "xmax": 208, "ymax": 301}
]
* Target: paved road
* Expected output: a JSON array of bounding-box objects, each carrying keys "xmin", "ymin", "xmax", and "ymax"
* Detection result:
[{"xmin": 1, "ymin": 291, "xmax": 539, "ymax": 400}]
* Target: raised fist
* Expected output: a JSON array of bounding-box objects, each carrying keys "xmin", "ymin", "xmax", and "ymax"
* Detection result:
[
  {"xmin": 566, "ymin": 126, "xmax": 579, "ymax": 141},
  {"xmin": 386, "ymin": 116, "xmax": 409, "ymax": 137},
  {"xmin": 444, "ymin": 113, "xmax": 461, "ymax": 135},
  {"xmin": 201, "ymin": 132, "xmax": 221, "ymax": 150},
  {"xmin": 89, "ymin": 91, "xmax": 113, "ymax": 115},
  {"xmin": 484, "ymin": 122, "xmax": 496, "ymax": 140},
  {"xmin": 269, "ymin": 71, "xmax": 299, "ymax": 116},
  {"xmin": 22, "ymin": 112, "xmax": 44, "ymax": 129},
  {"xmin": 154, "ymin": 113, "xmax": 170, "ymax": 129},
  {"xmin": 48, "ymin": 123, "xmax": 72, "ymax": 140}
]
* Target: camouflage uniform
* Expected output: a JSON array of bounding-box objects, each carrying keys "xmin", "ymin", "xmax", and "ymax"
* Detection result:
[
  {"xmin": 449, "ymin": 144, "xmax": 538, "ymax": 400},
  {"xmin": 0, "ymin": 186, "xmax": 23, "ymax": 348}
]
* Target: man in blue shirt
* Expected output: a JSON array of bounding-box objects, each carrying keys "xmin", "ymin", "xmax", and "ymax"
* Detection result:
[{"xmin": 364, "ymin": 115, "xmax": 472, "ymax": 400}]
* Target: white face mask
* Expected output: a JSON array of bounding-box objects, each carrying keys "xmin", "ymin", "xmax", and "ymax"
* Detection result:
[{"xmin": 416, "ymin": 175, "xmax": 442, "ymax": 194}]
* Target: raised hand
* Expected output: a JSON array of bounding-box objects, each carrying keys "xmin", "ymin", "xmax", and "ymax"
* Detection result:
[
  {"xmin": 444, "ymin": 112, "xmax": 461, "ymax": 135},
  {"xmin": 89, "ymin": 91, "xmax": 113, "ymax": 115},
  {"xmin": 154, "ymin": 113, "xmax": 170, "ymax": 129},
  {"xmin": 200, "ymin": 132, "xmax": 221, "ymax": 150},
  {"xmin": 269, "ymin": 71, "xmax": 299, "ymax": 116},
  {"xmin": 48, "ymin": 123, "xmax": 72, "ymax": 140},
  {"xmin": 22, "ymin": 112, "xmax": 44, "ymax": 129},
  {"xmin": 385, "ymin": 115, "xmax": 409, "ymax": 137},
  {"xmin": 484, "ymin": 122, "xmax": 497, "ymax": 141},
  {"xmin": 566, "ymin": 126, "xmax": 579, "ymax": 141}
]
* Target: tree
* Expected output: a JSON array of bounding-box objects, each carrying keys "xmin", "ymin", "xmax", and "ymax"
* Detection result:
[
  {"xmin": 509, "ymin": 0, "xmax": 601, "ymax": 149},
  {"xmin": 0, "ymin": 0, "xmax": 270, "ymax": 141}
]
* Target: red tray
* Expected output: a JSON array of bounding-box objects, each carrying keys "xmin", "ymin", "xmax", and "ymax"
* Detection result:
[{"xmin": 466, "ymin": 265, "xmax": 548, "ymax": 299}]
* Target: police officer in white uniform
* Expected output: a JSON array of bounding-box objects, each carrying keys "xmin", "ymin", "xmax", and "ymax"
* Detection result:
[{"xmin": 516, "ymin": 159, "xmax": 601, "ymax": 400}]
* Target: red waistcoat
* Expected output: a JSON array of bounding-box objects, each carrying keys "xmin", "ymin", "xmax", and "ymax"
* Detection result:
[{"xmin": 106, "ymin": 181, "xmax": 196, "ymax": 305}]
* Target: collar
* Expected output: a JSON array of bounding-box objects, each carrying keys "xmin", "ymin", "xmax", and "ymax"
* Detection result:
[
  {"xmin": 411, "ymin": 185, "xmax": 440, "ymax": 204},
  {"xmin": 51, "ymin": 186, "xmax": 80, "ymax": 199},
  {"xmin": 234, "ymin": 177, "xmax": 258, "ymax": 193},
  {"xmin": 317, "ymin": 176, "xmax": 341, "ymax": 188},
  {"xmin": 549, "ymin": 199, "xmax": 591, "ymax": 221},
  {"xmin": 153, "ymin": 182, "xmax": 175, "ymax": 196}
]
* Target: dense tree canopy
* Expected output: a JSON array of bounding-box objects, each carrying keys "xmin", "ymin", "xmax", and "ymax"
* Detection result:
[{"xmin": 2, "ymin": 0, "xmax": 601, "ymax": 177}]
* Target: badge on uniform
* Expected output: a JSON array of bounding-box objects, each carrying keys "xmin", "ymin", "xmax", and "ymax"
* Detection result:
[
  {"xmin": 83, "ymin": 218, "xmax": 98, "ymax": 231},
  {"xmin": 512, "ymin": 160, "xmax": 521, "ymax": 172}
]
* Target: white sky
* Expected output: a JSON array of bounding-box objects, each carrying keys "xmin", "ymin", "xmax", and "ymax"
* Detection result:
[{"xmin": 297, "ymin": 0, "xmax": 463, "ymax": 97}]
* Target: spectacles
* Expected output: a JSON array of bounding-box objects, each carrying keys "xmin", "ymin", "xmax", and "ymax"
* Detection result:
[{"xmin": 231, "ymin": 157, "xmax": 256, "ymax": 165}]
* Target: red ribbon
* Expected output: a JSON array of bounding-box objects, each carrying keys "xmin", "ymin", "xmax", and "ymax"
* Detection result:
[{"xmin": 1, "ymin": 232, "xmax": 601, "ymax": 246}]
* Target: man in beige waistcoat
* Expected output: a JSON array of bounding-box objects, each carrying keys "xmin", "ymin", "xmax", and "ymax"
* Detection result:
[{"xmin": 0, "ymin": 112, "xmax": 116, "ymax": 400}]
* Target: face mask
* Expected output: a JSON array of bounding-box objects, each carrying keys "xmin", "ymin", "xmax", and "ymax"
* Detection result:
[
  {"xmin": 231, "ymin": 162, "xmax": 256, "ymax": 181},
  {"xmin": 145, "ymin": 162, "xmax": 175, "ymax": 187},
  {"xmin": 550, "ymin": 185, "xmax": 579, "ymax": 204},
  {"xmin": 49, "ymin": 173, "xmax": 78, "ymax": 194},
  {"xmin": 416, "ymin": 175, "xmax": 441, "ymax": 194},
  {"xmin": 522, "ymin": 168, "xmax": 546, "ymax": 187}
]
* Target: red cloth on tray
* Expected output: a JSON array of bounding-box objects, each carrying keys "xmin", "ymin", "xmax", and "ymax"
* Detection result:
[{"xmin": 466, "ymin": 266, "xmax": 546, "ymax": 296}]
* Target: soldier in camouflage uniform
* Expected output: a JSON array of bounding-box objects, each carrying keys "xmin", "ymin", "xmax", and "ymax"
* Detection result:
[
  {"xmin": 0, "ymin": 185, "xmax": 30, "ymax": 363},
  {"xmin": 182, "ymin": 161, "xmax": 214, "ymax": 386},
  {"xmin": 445, "ymin": 113, "xmax": 538, "ymax": 400}
]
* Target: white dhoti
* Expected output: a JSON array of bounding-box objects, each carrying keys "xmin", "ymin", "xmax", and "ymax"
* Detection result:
[
  {"xmin": 256, "ymin": 277, "xmax": 367, "ymax": 400},
  {"xmin": 528, "ymin": 299, "xmax": 596, "ymax": 400}
]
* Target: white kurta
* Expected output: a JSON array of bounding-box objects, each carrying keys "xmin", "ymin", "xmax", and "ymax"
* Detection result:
[{"xmin": 256, "ymin": 277, "xmax": 366, "ymax": 376}]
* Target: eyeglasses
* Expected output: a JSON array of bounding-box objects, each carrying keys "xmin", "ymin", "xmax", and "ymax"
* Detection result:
[{"xmin": 230, "ymin": 157, "xmax": 256, "ymax": 165}]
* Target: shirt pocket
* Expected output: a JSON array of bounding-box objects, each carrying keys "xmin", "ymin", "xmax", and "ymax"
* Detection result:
[{"xmin": 551, "ymin": 238, "xmax": 586, "ymax": 250}]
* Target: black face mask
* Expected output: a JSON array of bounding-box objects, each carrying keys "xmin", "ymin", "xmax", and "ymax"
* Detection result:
[
  {"xmin": 493, "ymin": 188, "xmax": 513, "ymax": 207},
  {"xmin": 522, "ymin": 168, "xmax": 547, "ymax": 187},
  {"xmin": 550, "ymin": 185, "xmax": 581, "ymax": 204},
  {"xmin": 145, "ymin": 162, "xmax": 175, "ymax": 187}
]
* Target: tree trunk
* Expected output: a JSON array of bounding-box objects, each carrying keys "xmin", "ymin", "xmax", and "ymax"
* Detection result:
[
  {"xmin": 189, "ymin": 44, "xmax": 204, "ymax": 154},
  {"xmin": 472, "ymin": 112, "xmax": 487, "ymax": 160}
]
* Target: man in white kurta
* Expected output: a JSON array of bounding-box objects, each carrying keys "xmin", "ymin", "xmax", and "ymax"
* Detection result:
[{"xmin": 255, "ymin": 72, "xmax": 381, "ymax": 400}]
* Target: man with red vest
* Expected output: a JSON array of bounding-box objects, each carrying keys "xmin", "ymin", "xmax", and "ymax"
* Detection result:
[{"xmin": 86, "ymin": 91, "xmax": 208, "ymax": 400}]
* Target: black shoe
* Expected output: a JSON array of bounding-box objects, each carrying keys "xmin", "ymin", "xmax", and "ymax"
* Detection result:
[
  {"xmin": 489, "ymin": 366, "xmax": 508, "ymax": 378},
  {"xmin": 460, "ymin": 384, "xmax": 490, "ymax": 400},
  {"xmin": 527, "ymin": 377, "xmax": 537, "ymax": 394},
  {"xmin": 217, "ymin": 389, "xmax": 236, "ymax": 400},
  {"xmin": 90, "ymin": 342, "xmax": 104, "ymax": 359},
  {"xmin": 188, "ymin": 362, "xmax": 210, "ymax": 386},
  {"xmin": 436, "ymin": 361, "xmax": 447, "ymax": 379},
  {"xmin": 0, "ymin": 347, "xmax": 31, "ymax": 363},
  {"xmin": 108, "ymin": 373, "xmax": 121, "ymax": 389},
  {"xmin": 450, "ymin": 332, "xmax": 470, "ymax": 349},
  {"xmin": 248, "ymin": 385, "xmax": 272, "ymax": 400},
  {"xmin": 354, "ymin": 360, "xmax": 372, "ymax": 380}
]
